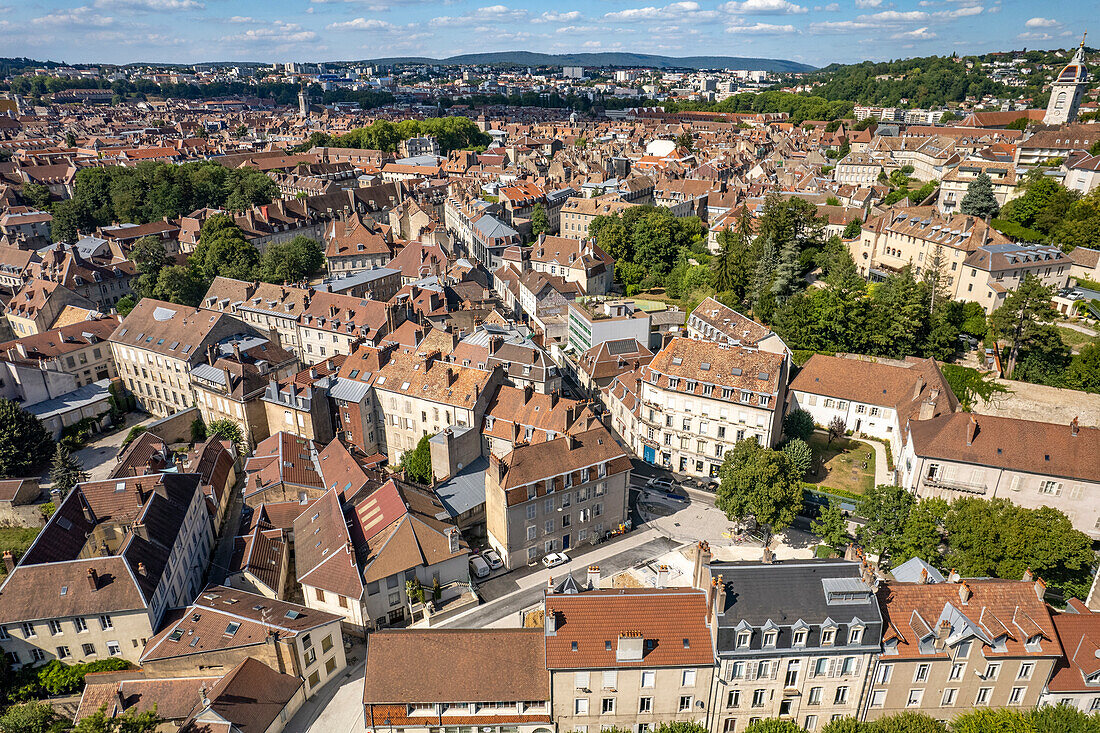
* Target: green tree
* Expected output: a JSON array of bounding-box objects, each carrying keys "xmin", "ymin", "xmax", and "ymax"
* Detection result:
[
  {"xmin": 712, "ymin": 211, "xmax": 753, "ymax": 303},
  {"xmin": 208, "ymin": 419, "xmax": 243, "ymax": 446},
  {"xmin": 1065, "ymin": 343, "xmax": 1100, "ymax": 393},
  {"xmin": 950, "ymin": 708, "xmax": 1034, "ymax": 733},
  {"xmin": 1027, "ymin": 703, "xmax": 1100, "ymax": 732},
  {"xmin": 811, "ymin": 502, "xmax": 849, "ymax": 552},
  {"xmin": 151, "ymin": 264, "xmax": 207, "ymax": 307},
  {"xmin": 770, "ymin": 238, "xmax": 802, "ymax": 302},
  {"xmin": 0, "ymin": 701, "xmax": 58, "ymax": 733},
  {"xmin": 258, "ymin": 235, "xmax": 324, "ymax": 284},
  {"xmin": 959, "ymin": 172, "xmax": 1000, "ymax": 219},
  {"xmin": 744, "ymin": 720, "xmax": 803, "ymax": 733},
  {"xmin": 1005, "ymin": 116, "xmax": 1030, "ymax": 131},
  {"xmin": 50, "ymin": 443, "xmax": 88, "ymax": 497},
  {"xmin": 865, "ymin": 711, "xmax": 946, "ymax": 732},
  {"xmin": 943, "ymin": 498, "xmax": 1095, "ymax": 599},
  {"xmin": 827, "ymin": 416, "xmax": 846, "ymax": 443},
  {"xmin": 783, "ymin": 408, "xmax": 815, "ymax": 442},
  {"xmin": 842, "ymin": 218, "xmax": 863, "ymax": 239},
  {"xmin": 716, "ymin": 440, "xmax": 804, "ymax": 536},
  {"xmin": 0, "ymin": 399, "xmax": 54, "ymax": 478},
  {"xmin": 115, "ymin": 294, "xmax": 137, "ymax": 317},
  {"xmin": 988, "ymin": 275, "xmax": 1057, "ymax": 377},
  {"xmin": 399, "ymin": 435, "xmax": 433, "ymax": 484},
  {"xmin": 856, "ymin": 484, "xmax": 917, "ymax": 562},
  {"xmin": 192, "ymin": 214, "xmax": 260, "ymax": 282},
  {"xmin": 821, "ymin": 718, "xmax": 863, "ymax": 733},
  {"xmin": 21, "ymin": 182, "xmax": 52, "ymax": 211},
  {"xmin": 896, "ymin": 498, "xmax": 947, "ymax": 566},
  {"xmin": 674, "ymin": 132, "xmax": 694, "ymax": 151},
  {"xmin": 190, "ymin": 417, "xmax": 207, "ymax": 443},
  {"xmin": 129, "ymin": 235, "xmax": 168, "ymax": 298},
  {"xmin": 74, "ymin": 705, "xmax": 161, "ymax": 733},
  {"xmin": 653, "ymin": 723, "xmax": 710, "ymax": 733},
  {"xmin": 781, "ymin": 438, "xmax": 812, "ymax": 478},
  {"xmin": 530, "ymin": 203, "xmax": 549, "ymax": 237}
]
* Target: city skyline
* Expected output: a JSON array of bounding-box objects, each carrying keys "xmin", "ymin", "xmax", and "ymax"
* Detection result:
[{"xmin": 0, "ymin": 0, "xmax": 1091, "ymax": 68}]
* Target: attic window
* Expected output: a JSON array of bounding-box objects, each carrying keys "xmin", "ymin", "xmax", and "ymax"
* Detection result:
[
  {"xmin": 700, "ymin": 363, "xmax": 711, "ymax": 371},
  {"xmin": 285, "ymin": 610, "xmax": 301, "ymax": 620},
  {"xmin": 683, "ymin": 638, "xmax": 690, "ymax": 648},
  {"xmin": 224, "ymin": 622, "xmax": 240, "ymax": 637},
  {"xmin": 115, "ymin": 482, "xmax": 126, "ymax": 492},
  {"xmin": 168, "ymin": 629, "xmax": 184, "ymax": 642},
  {"xmin": 671, "ymin": 357, "xmax": 683, "ymax": 366},
  {"xmin": 571, "ymin": 641, "xmax": 578, "ymax": 651},
  {"xmin": 60, "ymin": 586, "xmax": 68, "ymax": 596}
]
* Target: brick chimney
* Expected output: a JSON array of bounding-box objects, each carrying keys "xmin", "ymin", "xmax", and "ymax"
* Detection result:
[
  {"xmin": 958, "ymin": 581, "xmax": 971, "ymax": 605},
  {"xmin": 965, "ymin": 415, "xmax": 978, "ymax": 446},
  {"xmin": 1034, "ymin": 578, "xmax": 1047, "ymax": 601},
  {"xmin": 1022, "ymin": 568, "xmax": 1033, "ymax": 583},
  {"xmin": 912, "ymin": 375, "xmax": 925, "ymax": 400},
  {"xmin": 550, "ymin": 390, "xmax": 559, "ymax": 408},
  {"xmin": 87, "ymin": 567, "xmax": 99, "ymax": 591},
  {"xmin": 2, "ymin": 551, "xmax": 14, "ymax": 574},
  {"xmin": 1071, "ymin": 416, "xmax": 1079, "ymax": 437},
  {"xmin": 523, "ymin": 384, "xmax": 534, "ymax": 404}
]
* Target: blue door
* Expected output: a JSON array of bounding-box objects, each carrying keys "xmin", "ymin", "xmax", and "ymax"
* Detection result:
[
  {"xmin": 643, "ymin": 445, "xmax": 656, "ymax": 464},
  {"xmin": 563, "ymin": 534, "xmax": 571, "ymax": 550}
]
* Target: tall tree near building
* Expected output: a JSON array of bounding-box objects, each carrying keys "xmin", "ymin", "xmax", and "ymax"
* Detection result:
[
  {"xmin": 959, "ymin": 172, "xmax": 1000, "ymax": 219},
  {"xmin": 922, "ymin": 244, "xmax": 950, "ymax": 312},
  {"xmin": 192, "ymin": 214, "xmax": 260, "ymax": 283},
  {"xmin": 129, "ymin": 235, "xmax": 168, "ymax": 298},
  {"xmin": 988, "ymin": 274, "xmax": 1058, "ymax": 377},
  {"xmin": 399, "ymin": 436, "xmax": 433, "ymax": 485},
  {"xmin": 50, "ymin": 444, "xmax": 88, "ymax": 497},
  {"xmin": 770, "ymin": 238, "xmax": 802, "ymax": 302},
  {"xmin": 0, "ymin": 399, "xmax": 54, "ymax": 478},
  {"xmin": 530, "ymin": 203, "xmax": 549, "ymax": 237},
  {"xmin": 258, "ymin": 235, "xmax": 324, "ymax": 284},
  {"xmin": 716, "ymin": 440, "xmax": 803, "ymax": 538},
  {"xmin": 712, "ymin": 209, "xmax": 753, "ymax": 303}
]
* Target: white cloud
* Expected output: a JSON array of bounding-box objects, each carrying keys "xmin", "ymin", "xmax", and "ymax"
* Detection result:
[
  {"xmin": 808, "ymin": 19, "xmax": 872, "ymax": 32},
  {"xmin": 32, "ymin": 6, "xmax": 113, "ymax": 26},
  {"xmin": 228, "ymin": 16, "xmax": 258, "ymax": 23},
  {"xmin": 532, "ymin": 10, "xmax": 581, "ymax": 23},
  {"xmin": 222, "ymin": 20, "xmax": 316, "ymax": 44},
  {"xmin": 604, "ymin": 2, "xmax": 718, "ymax": 21},
  {"xmin": 860, "ymin": 10, "xmax": 928, "ymax": 21},
  {"xmin": 431, "ymin": 4, "xmax": 527, "ymax": 26},
  {"xmin": 892, "ymin": 26, "xmax": 935, "ymax": 39},
  {"xmin": 726, "ymin": 21, "xmax": 799, "ymax": 33},
  {"xmin": 854, "ymin": 0, "xmax": 882, "ymax": 6},
  {"xmin": 93, "ymin": 0, "xmax": 202, "ymax": 9},
  {"xmin": 722, "ymin": 0, "xmax": 808, "ymax": 14},
  {"xmin": 327, "ymin": 17, "xmax": 395, "ymax": 30},
  {"xmin": 1025, "ymin": 17, "xmax": 1058, "ymax": 28},
  {"xmin": 933, "ymin": 4, "xmax": 982, "ymax": 17}
]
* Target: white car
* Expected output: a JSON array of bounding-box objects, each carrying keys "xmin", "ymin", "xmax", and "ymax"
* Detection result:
[
  {"xmin": 646, "ymin": 477, "xmax": 675, "ymax": 491},
  {"xmin": 469, "ymin": 555, "xmax": 491, "ymax": 579},
  {"xmin": 484, "ymin": 550, "xmax": 504, "ymax": 570},
  {"xmin": 542, "ymin": 552, "xmax": 570, "ymax": 568}
]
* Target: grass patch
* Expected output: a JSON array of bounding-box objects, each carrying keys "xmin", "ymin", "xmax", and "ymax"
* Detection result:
[
  {"xmin": 1055, "ymin": 325, "xmax": 1099, "ymax": 352},
  {"xmin": 814, "ymin": 545, "xmax": 838, "ymax": 558},
  {"xmin": 0, "ymin": 527, "xmax": 41, "ymax": 578},
  {"xmin": 805, "ymin": 432, "xmax": 875, "ymax": 496}
]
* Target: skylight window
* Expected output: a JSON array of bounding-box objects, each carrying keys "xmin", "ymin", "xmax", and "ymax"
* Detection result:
[{"xmin": 224, "ymin": 622, "xmax": 240, "ymax": 636}]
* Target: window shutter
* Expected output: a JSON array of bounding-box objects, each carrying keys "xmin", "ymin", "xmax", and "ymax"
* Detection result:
[
  {"xmin": 828, "ymin": 659, "xmax": 838, "ymax": 678},
  {"xmin": 575, "ymin": 671, "xmax": 590, "ymax": 689},
  {"xmin": 603, "ymin": 670, "xmax": 617, "ymax": 689}
]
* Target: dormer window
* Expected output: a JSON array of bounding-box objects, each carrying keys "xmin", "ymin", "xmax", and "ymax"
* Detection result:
[
  {"xmin": 821, "ymin": 629, "xmax": 836, "ymax": 645},
  {"xmin": 793, "ymin": 629, "xmax": 807, "ymax": 646},
  {"xmin": 763, "ymin": 631, "xmax": 778, "ymax": 647},
  {"xmin": 848, "ymin": 627, "xmax": 864, "ymax": 645},
  {"xmin": 736, "ymin": 631, "xmax": 751, "ymax": 648},
  {"xmin": 1024, "ymin": 634, "xmax": 1043, "ymax": 653}
]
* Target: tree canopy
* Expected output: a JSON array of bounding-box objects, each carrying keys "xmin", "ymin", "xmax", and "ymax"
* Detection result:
[
  {"xmin": 0, "ymin": 399, "xmax": 54, "ymax": 478},
  {"xmin": 716, "ymin": 439, "xmax": 804, "ymax": 535},
  {"xmin": 399, "ymin": 436, "xmax": 434, "ymax": 485}
]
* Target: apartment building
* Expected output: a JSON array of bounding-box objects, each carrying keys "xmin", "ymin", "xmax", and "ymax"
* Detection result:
[
  {"xmin": 687, "ymin": 297, "xmax": 789, "ymax": 358},
  {"xmin": 957, "ymin": 244, "xmax": 1072, "ymax": 314},
  {"xmin": 139, "ymin": 585, "xmax": 347, "ymax": 695},
  {"xmin": 624, "ymin": 337, "xmax": 787, "ymax": 478},
  {"xmin": 325, "ymin": 213, "xmax": 394, "ymax": 276},
  {"xmin": 0, "ymin": 314, "xmax": 119, "ymax": 387},
  {"xmin": 481, "ymin": 386, "xmax": 593, "ymax": 458},
  {"xmin": 294, "ymin": 489, "xmax": 367, "ymax": 631},
  {"xmin": 362, "ymin": 629, "xmax": 552, "ymax": 733},
  {"xmin": 190, "ymin": 336, "xmax": 298, "ymax": 447},
  {"xmin": 1040, "ymin": 599, "xmax": 1100, "ymax": 712},
  {"xmin": 545, "ymin": 588, "xmax": 717, "ymax": 733},
  {"xmin": 834, "ymin": 152, "xmax": 885, "ymax": 186},
  {"xmin": 262, "ymin": 356, "xmax": 344, "ymax": 444},
  {"xmin": 109, "ymin": 298, "xmax": 258, "ymax": 418},
  {"xmin": 559, "ymin": 196, "xmax": 636, "ymax": 239},
  {"xmin": 501, "ymin": 235, "xmax": 616, "ymax": 297},
  {"xmin": 937, "ymin": 161, "xmax": 1021, "ymax": 215},
  {"xmin": 486, "ymin": 424, "xmax": 630, "ymax": 569},
  {"xmin": 901, "ymin": 414, "xmax": 1100, "ymax": 540},
  {"xmin": 27, "ymin": 244, "xmax": 136, "ymax": 311},
  {"xmin": 0, "ymin": 473, "xmax": 213, "ymax": 668},
  {"xmin": 5, "ymin": 278, "xmax": 96, "ymax": 336},
  {"xmin": 706, "ymin": 559, "xmax": 884, "ymax": 733},
  {"xmin": 865, "ymin": 576, "xmax": 1060, "ymax": 720},
  {"xmin": 854, "ymin": 206, "xmax": 1011, "ymax": 289},
  {"xmin": 788, "ymin": 354, "xmax": 957, "ymax": 458},
  {"xmin": 372, "ymin": 348, "xmax": 503, "ymax": 462},
  {"xmin": 567, "ymin": 298, "xmax": 651, "ymax": 355}
]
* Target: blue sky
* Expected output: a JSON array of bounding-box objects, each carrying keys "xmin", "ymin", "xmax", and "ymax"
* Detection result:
[{"xmin": 0, "ymin": 0, "xmax": 1091, "ymax": 67}]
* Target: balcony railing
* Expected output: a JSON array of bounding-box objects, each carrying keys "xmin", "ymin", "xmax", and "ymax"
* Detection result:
[{"xmin": 925, "ymin": 476, "xmax": 987, "ymax": 495}]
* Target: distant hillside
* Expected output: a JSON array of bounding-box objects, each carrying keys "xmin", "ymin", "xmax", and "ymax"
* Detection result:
[{"xmin": 361, "ymin": 51, "xmax": 815, "ymax": 73}]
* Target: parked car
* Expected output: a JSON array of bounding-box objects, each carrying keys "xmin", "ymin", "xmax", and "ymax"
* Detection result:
[
  {"xmin": 484, "ymin": 549, "xmax": 503, "ymax": 570},
  {"xmin": 542, "ymin": 552, "xmax": 570, "ymax": 568},
  {"xmin": 646, "ymin": 477, "xmax": 674, "ymax": 491},
  {"xmin": 469, "ymin": 555, "xmax": 490, "ymax": 579}
]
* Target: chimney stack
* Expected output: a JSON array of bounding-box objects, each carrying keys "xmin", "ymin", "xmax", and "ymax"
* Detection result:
[
  {"xmin": 1, "ymin": 551, "xmax": 14, "ymax": 574},
  {"xmin": 762, "ymin": 547, "xmax": 775, "ymax": 564},
  {"xmin": 550, "ymin": 390, "xmax": 559, "ymax": 408},
  {"xmin": 692, "ymin": 541, "xmax": 712, "ymax": 590},
  {"xmin": 1071, "ymin": 416, "xmax": 1079, "ymax": 437},
  {"xmin": 958, "ymin": 581, "xmax": 971, "ymax": 605},
  {"xmin": 137, "ymin": 562, "xmax": 147, "ymax": 575},
  {"xmin": 545, "ymin": 608, "xmax": 557, "ymax": 634},
  {"xmin": 714, "ymin": 575, "xmax": 727, "ymax": 615},
  {"xmin": 656, "ymin": 565, "xmax": 670, "ymax": 589},
  {"xmin": 912, "ymin": 375, "xmax": 925, "ymax": 400},
  {"xmin": 948, "ymin": 568, "xmax": 961, "ymax": 583},
  {"xmin": 587, "ymin": 565, "xmax": 600, "ymax": 590},
  {"xmin": 965, "ymin": 415, "xmax": 978, "ymax": 446},
  {"xmin": 706, "ymin": 577, "xmax": 718, "ymax": 624},
  {"xmin": 523, "ymin": 383, "xmax": 534, "ymax": 404},
  {"xmin": 1034, "ymin": 578, "xmax": 1047, "ymax": 601},
  {"xmin": 1022, "ymin": 568, "xmax": 1033, "ymax": 583},
  {"xmin": 87, "ymin": 567, "xmax": 99, "ymax": 591}
]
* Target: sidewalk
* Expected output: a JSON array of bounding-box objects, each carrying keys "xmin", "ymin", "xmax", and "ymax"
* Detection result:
[{"xmin": 863, "ymin": 438, "xmax": 891, "ymax": 487}]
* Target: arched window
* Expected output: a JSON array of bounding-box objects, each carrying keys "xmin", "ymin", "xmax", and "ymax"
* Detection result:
[{"xmin": 1055, "ymin": 91, "xmax": 1067, "ymax": 110}]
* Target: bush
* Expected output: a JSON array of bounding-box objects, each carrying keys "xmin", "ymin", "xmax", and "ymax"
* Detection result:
[
  {"xmin": 782, "ymin": 438, "xmax": 813, "ymax": 477},
  {"xmin": 783, "ymin": 409, "xmax": 816, "ymax": 442},
  {"xmin": 190, "ymin": 417, "xmax": 207, "ymax": 443},
  {"xmin": 122, "ymin": 425, "xmax": 147, "ymax": 448},
  {"xmin": 38, "ymin": 658, "xmax": 130, "ymax": 696}
]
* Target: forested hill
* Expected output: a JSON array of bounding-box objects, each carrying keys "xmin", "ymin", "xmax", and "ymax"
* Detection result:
[{"xmin": 792, "ymin": 53, "xmax": 1058, "ymax": 108}]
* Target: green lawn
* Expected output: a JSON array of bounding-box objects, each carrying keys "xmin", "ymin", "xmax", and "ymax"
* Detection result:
[
  {"xmin": 0, "ymin": 526, "xmax": 41, "ymax": 577},
  {"xmin": 1056, "ymin": 325, "xmax": 1099, "ymax": 353},
  {"xmin": 805, "ymin": 432, "xmax": 876, "ymax": 496}
]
